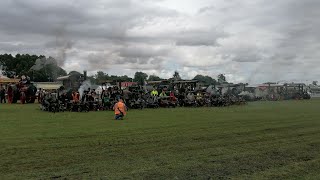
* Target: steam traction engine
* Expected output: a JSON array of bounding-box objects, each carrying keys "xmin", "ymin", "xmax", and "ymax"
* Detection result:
[{"xmin": 17, "ymin": 75, "xmax": 37, "ymax": 104}]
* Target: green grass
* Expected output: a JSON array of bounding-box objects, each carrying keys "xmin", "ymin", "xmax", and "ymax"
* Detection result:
[{"xmin": 1, "ymin": 100, "xmax": 320, "ymax": 179}]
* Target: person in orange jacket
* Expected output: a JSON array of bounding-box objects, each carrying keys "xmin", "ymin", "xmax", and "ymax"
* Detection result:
[{"xmin": 113, "ymin": 98, "xmax": 127, "ymax": 120}]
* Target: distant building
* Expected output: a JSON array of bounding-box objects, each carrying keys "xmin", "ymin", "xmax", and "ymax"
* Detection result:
[
  {"xmin": 309, "ymin": 84, "xmax": 320, "ymax": 98},
  {"xmin": 121, "ymin": 82, "xmax": 137, "ymax": 88},
  {"xmin": 34, "ymin": 82, "xmax": 63, "ymax": 90}
]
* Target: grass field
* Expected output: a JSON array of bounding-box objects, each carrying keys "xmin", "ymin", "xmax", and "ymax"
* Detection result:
[{"xmin": 1, "ymin": 100, "xmax": 320, "ymax": 179}]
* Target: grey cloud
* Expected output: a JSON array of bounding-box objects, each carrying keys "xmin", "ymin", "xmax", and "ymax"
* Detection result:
[
  {"xmin": 0, "ymin": 42, "xmax": 36, "ymax": 52},
  {"xmin": 0, "ymin": 0, "xmax": 320, "ymax": 83},
  {"xmin": 175, "ymin": 29, "xmax": 226, "ymax": 46},
  {"xmin": 232, "ymin": 53, "xmax": 261, "ymax": 63},
  {"xmin": 44, "ymin": 40, "xmax": 74, "ymax": 49},
  {"xmin": 86, "ymin": 45, "xmax": 167, "ymax": 71},
  {"xmin": 0, "ymin": 0, "xmax": 176, "ymax": 41},
  {"xmin": 118, "ymin": 46, "xmax": 169, "ymax": 59},
  {"xmin": 198, "ymin": 5, "xmax": 215, "ymax": 14}
]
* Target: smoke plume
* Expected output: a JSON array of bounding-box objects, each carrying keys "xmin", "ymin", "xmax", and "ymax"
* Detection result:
[
  {"xmin": 78, "ymin": 80, "xmax": 92, "ymax": 99},
  {"xmin": 54, "ymin": 23, "xmax": 73, "ymax": 67},
  {"xmin": 31, "ymin": 57, "xmax": 58, "ymax": 71}
]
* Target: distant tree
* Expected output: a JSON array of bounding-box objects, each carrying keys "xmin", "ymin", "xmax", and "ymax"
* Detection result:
[
  {"xmin": 118, "ymin": 75, "xmax": 132, "ymax": 82},
  {"xmin": 312, "ymin": 81, "xmax": 318, "ymax": 86},
  {"xmin": 109, "ymin": 75, "xmax": 132, "ymax": 82},
  {"xmin": 0, "ymin": 54, "xmax": 15, "ymax": 77},
  {"xmin": 30, "ymin": 64, "xmax": 67, "ymax": 82},
  {"xmin": 94, "ymin": 71, "xmax": 109, "ymax": 83},
  {"xmin": 148, "ymin": 75, "xmax": 162, "ymax": 81},
  {"xmin": 173, "ymin": 71, "xmax": 182, "ymax": 81},
  {"xmin": 95, "ymin": 71, "xmax": 106, "ymax": 79},
  {"xmin": 134, "ymin": 72, "xmax": 148, "ymax": 85},
  {"xmin": 0, "ymin": 54, "xmax": 67, "ymax": 81},
  {"xmin": 193, "ymin": 75, "xmax": 217, "ymax": 86},
  {"xmin": 87, "ymin": 75, "xmax": 97, "ymax": 84},
  {"xmin": 91, "ymin": 71, "xmax": 134, "ymax": 84},
  {"xmin": 31, "ymin": 70, "xmax": 49, "ymax": 82},
  {"xmin": 218, "ymin": 74, "xmax": 227, "ymax": 84},
  {"xmin": 0, "ymin": 53, "xmax": 42, "ymax": 78}
]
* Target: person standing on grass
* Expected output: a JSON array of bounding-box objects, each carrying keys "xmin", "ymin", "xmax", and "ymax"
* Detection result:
[
  {"xmin": 38, "ymin": 88, "xmax": 44, "ymax": 103},
  {"xmin": 20, "ymin": 90, "xmax": 26, "ymax": 104},
  {"xmin": 113, "ymin": 98, "xmax": 127, "ymax": 120},
  {"xmin": 7, "ymin": 84, "xmax": 13, "ymax": 104},
  {"xmin": 0, "ymin": 86, "xmax": 6, "ymax": 103}
]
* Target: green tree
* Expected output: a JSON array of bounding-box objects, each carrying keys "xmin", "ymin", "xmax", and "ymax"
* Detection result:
[
  {"xmin": 148, "ymin": 75, "xmax": 162, "ymax": 81},
  {"xmin": 31, "ymin": 70, "xmax": 49, "ymax": 82},
  {"xmin": 193, "ymin": 75, "xmax": 217, "ymax": 86},
  {"xmin": 134, "ymin": 72, "xmax": 148, "ymax": 85},
  {"xmin": 28, "ymin": 57, "xmax": 67, "ymax": 82},
  {"xmin": 0, "ymin": 54, "xmax": 15, "ymax": 77},
  {"xmin": 0, "ymin": 54, "xmax": 41, "ymax": 78},
  {"xmin": 94, "ymin": 71, "xmax": 109, "ymax": 83},
  {"xmin": 28, "ymin": 64, "xmax": 67, "ymax": 82},
  {"xmin": 218, "ymin": 74, "xmax": 227, "ymax": 84},
  {"xmin": 92, "ymin": 71, "xmax": 134, "ymax": 84},
  {"xmin": 173, "ymin": 71, "xmax": 182, "ymax": 81},
  {"xmin": 117, "ymin": 75, "xmax": 133, "ymax": 82},
  {"xmin": 312, "ymin": 81, "xmax": 318, "ymax": 86},
  {"xmin": 87, "ymin": 75, "xmax": 97, "ymax": 84},
  {"xmin": 0, "ymin": 54, "xmax": 67, "ymax": 81}
]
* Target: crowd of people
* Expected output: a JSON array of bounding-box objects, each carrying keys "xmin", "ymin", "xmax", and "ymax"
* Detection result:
[
  {"xmin": 0, "ymin": 84, "xmax": 14, "ymax": 104},
  {"xmin": 0, "ymin": 75, "xmax": 38, "ymax": 104},
  {"xmin": 39, "ymin": 85, "xmax": 246, "ymax": 114}
]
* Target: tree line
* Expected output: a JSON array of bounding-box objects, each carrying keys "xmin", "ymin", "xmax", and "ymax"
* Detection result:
[
  {"xmin": 89, "ymin": 71, "xmax": 227, "ymax": 86},
  {"xmin": 0, "ymin": 53, "xmax": 227, "ymax": 85},
  {"xmin": 0, "ymin": 54, "xmax": 67, "ymax": 82}
]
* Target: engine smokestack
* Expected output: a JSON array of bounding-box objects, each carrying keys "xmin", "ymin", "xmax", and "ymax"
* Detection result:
[{"xmin": 83, "ymin": 71, "xmax": 87, "ymax": 81}]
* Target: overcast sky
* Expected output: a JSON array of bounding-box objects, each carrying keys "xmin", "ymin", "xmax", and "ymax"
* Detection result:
[{"xmin": 0, "ymin": 0, "xmax": 319, "ymax": 83}]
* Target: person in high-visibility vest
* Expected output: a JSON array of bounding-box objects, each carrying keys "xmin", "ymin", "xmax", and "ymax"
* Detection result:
[
  {"xmin": 151, "ymin": 87, "xmax": 158, "ymax": 96},
  {"xmin": 113, "ymin": 98, "xmax": 127, "ymax": 120},
  {"xmin": 150, "ymin": 87, "xmax": 159, "ymax": 102},
  {"xmin": 159, "ymin": 90, "xmax": 167, "ymax": 97}
]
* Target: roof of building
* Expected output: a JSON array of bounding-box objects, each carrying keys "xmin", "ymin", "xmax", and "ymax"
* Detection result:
[
  {"xmin": 173, "ymin": 80, "xmax": 199, "ymax": 84},
  {"xmin": 56, "ymin": 75, "xmax": 71, "ymax": 81},
  {"xmin": 34, "ymin": 82, "xmax": 63, "ymax": 90},
  {"xmin": 285, "ymin": 83, "xmax": 306, "ymax": 86},
  {"xmin": 0, "ymin": 74, "xmax": 9, "ymax": 79},
  {"xmin": 147, "ymin": 80, "xmax": 169, "ymax": 84},
  {"xmin": 0, "ymin": 78, "xmax": 20, "ymax": 83}
]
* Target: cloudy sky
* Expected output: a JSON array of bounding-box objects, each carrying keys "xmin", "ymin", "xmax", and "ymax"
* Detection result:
[{"xmin": 0, "ymin": 0, "xmax": 319, "ymax": 83}]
